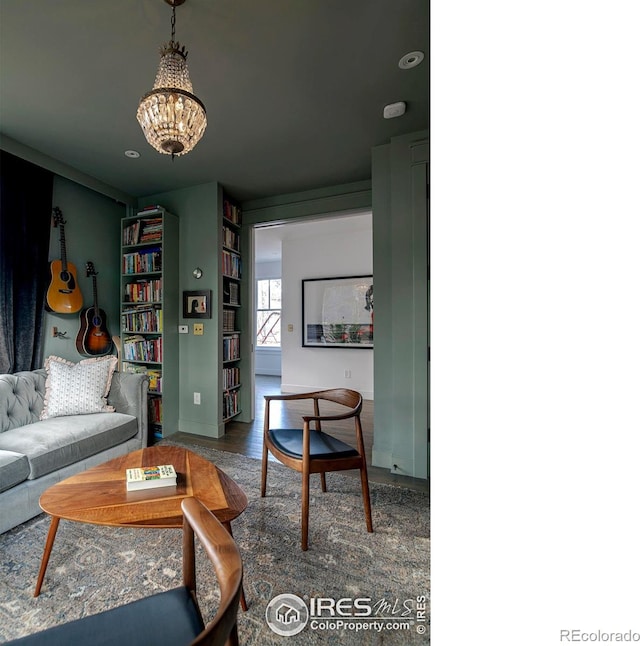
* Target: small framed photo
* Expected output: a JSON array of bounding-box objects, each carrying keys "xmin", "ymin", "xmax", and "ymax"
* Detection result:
[{"xmin": 183, "ymin": 290, "xmax": 212, "ymax": 319}]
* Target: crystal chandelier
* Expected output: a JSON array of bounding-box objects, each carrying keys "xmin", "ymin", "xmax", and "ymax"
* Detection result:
[{"xmin": 136, "ymin": 0, "xmax": 206, "ymax": 157}]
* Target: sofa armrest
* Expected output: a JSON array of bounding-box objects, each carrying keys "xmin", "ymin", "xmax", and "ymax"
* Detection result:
[{"xmin": 108, "ymin": 372, "xmax": 149, "ymax": 447}]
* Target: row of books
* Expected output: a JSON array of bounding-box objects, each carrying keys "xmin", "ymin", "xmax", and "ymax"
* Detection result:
[
  {"xmin": 121, "ymin": 363, "xmax": 162, "ymax": 393},
  {"xmin": 123, "ymin": 248, "xmax": 162, "ymax": 274},
  {"xmin": 123, "ymin": 217, "xmax": 163, "ymax": 246},
  {"xmin": 137, "ymin": 205, "xmax": 164, "ymax": 215},
  {"xmin": 222, "ymin": 225, "xmax": 241, "ymax": 252},
  {"xmin": 222, "ymin": 366, "xmax": 240, "ymax": 390},
  {"xmin": 223, "ymin": 309, "xmax": 237, "ymax": 332},
  {"xmin": 121, "ymin": 306, "xmax": 163, "ymax": 333},
  {"xmin": 123, "ymin": 335, "xmax": 163, "ymax": 363},
  {"xmin": 223, "ymin": 389, "xmax": 240, "ymax": 420},
  {"xmin": 222, "ymin": 250, "xmax": 241, "ymax": 278},
  {"xmin": 224, "ymin": 282, "xmax": 240, "ymax": 306},
  {"xmin": 223, "ymin": 334, "xmax": 240, "ymax": 362},
  {"xmin": 223, "ymin": 199, "xmax": 241, "ymax": 225},
  {"xmin": 138, "ymin": 217, "xmax": 163, "ymax": 243},
  {"xmin": 123, "ymin": 279, "xmax": 162, "ymax": 303}
]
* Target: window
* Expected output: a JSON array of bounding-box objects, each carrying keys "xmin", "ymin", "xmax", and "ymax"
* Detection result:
[{"xmin": 256, "ymin": 278, "xmax": 281, "ymax": 347}]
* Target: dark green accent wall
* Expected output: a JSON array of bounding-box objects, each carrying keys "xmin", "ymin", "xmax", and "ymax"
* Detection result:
[
  {"xmin": 42, "ymin": 176, "xmax": 125, "ymax": 363},
  {"xmin": 5, "ymin": 136, "xmax": 428, "ymax": 479},
  {"xmin": 140, "ymin": 182, "xmax": 223, "ymax": 438}
]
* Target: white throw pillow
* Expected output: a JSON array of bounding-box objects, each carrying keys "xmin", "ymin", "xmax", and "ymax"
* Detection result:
[{"xmin": 40, "ymin": 355, "xmax": 118, "ymax": 420}]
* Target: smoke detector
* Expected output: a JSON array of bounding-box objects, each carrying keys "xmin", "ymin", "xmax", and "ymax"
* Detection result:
[{"xmin": 383, "ymin": 102, "xmax": 406, "ymax": 119}]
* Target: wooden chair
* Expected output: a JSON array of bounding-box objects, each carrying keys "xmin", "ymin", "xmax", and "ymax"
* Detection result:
[
  {"xmin": 261, "ymin": 389, "xmax": 373, "ymax": 550},
  {"xmin": 8, "ymin": 498, "xmax": 243, "ymax": 646}
]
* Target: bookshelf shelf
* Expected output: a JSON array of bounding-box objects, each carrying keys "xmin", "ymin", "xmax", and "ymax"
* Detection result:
[
  {"xmin": 120, "ymin": 207, "xmax": 178, "ymax": 444},
  {"xmin": 220, "ymin": 196, "xmax": 243, "ymax": 424}
]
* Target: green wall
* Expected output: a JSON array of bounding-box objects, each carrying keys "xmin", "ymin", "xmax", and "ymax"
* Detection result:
[
  {"xmin": 5, "ymin": 133, "xmax": 429, "ymax": 479},
  {"xmin": 372, "ymin": 130, "xmax": 429, "ymax": 479},
  {"xmin": 42, "ymin": 176, "xmax": 125, "ymax": 363},
  {"xmin": 139, "ymin": 182, "xmax": 223, "ymax": 437},
  {"xmin": 243, "ymin": 135, "xmax": 429, "ymax": 480}
]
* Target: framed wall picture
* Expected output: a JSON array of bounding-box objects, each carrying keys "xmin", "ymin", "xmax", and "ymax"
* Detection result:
[
  {"xmin": 183, "ymin": 290, "xmax": 212, "ymax": 319},
  {"xmin": 302, "ymin": 275, "xmax": 373, "ymax": 348}
]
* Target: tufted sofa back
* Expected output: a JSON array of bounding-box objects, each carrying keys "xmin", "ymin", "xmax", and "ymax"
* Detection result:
[{"xmin": 0, "ymin": 369, "xmax": 47, "ymax": 433}]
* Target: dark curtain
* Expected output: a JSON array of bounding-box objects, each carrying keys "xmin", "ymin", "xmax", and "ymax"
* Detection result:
[{"xmin": 0, "ymin": 151, "xmax": 54, "ymax": 373}]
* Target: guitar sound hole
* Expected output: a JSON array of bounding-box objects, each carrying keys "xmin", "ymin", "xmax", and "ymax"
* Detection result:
[
  {"xmin": 59, "ymin": 272, "xmax": 76, "ymax": 290},
  {"xmin": 91, "ymin": 307, "xmax": 102, "ymax": 328}
]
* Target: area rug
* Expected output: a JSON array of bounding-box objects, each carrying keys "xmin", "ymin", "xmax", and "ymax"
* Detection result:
[{"xmin": 0, "ymin": 439, "xmax": 430, "ymax": 644}]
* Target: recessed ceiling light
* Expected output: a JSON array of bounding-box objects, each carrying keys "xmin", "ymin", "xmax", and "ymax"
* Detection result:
[
  {"xmin": 124, "ymin": 150, "xmax": 140, "ymax": 158},
  {"xmin": 399, "ymin": 51, "xmax": 424, "ymax": 70}
]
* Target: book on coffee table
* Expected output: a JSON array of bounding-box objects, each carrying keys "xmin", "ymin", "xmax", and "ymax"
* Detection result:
[{"xmin": 126, "ymin": 465, "xmax": 177, "ymax": 491}]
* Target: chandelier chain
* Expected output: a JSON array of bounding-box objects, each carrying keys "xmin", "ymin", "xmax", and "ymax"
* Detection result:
[{"xmin": 170, "ymin": 4, "xmax": 176, "ymax": 42}]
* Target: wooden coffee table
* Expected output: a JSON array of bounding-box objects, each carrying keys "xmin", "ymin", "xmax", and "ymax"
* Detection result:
[{"xmin": 34, "ymin": 445, "xmax": 248, "ymax": 607}]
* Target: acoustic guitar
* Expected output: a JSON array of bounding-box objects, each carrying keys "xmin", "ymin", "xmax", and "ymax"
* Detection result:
[
  {"xmin": 46, "ymin": 207, "xmax": 83, "ymax": 313},
  {"xmin": 76, "ymin": 262, "xmax": 113, "ymax": 356}
]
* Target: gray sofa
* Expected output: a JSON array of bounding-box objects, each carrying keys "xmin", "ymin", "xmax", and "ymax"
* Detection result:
[{"xmin": 0, "ymin": 368, "xmax": 149, "ymax": 534}]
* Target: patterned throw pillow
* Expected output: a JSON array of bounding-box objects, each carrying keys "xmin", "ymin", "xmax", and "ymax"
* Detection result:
[{"xmin": 40, "ymin": 355, "xmax": 118, "ymax": 420}]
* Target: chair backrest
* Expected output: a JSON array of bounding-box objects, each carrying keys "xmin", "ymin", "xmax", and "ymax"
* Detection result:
[
  {"xmin": 181, "ymin": 497, "xmax": 243, "ymax": 646},
  {"xmin": 314, "ymin": 388, "xmax": 363, "ymax": 412}
]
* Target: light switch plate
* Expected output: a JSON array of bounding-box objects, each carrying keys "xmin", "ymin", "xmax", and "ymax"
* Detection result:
[{"xmin": 193, "ymin": 323, "xmax": 204, "ymax": 336}]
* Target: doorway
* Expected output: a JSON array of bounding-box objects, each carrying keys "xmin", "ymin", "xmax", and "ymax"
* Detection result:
[{"xmin": 251, "ymin": 212, "xmax": 374, "ymax": 416}]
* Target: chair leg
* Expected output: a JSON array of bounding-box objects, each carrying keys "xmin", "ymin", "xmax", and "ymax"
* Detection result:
[
  {"xmin": 360, "ymin": 466, "xmax": 373, "ymax": 533},
  {"xmin": 261, "ymin": 445, "xmax": 268, "ymax": 497},
  {"xmin": 223, "ymin": 521, "xmax": 248, "ymax": 612},
  {"xmin": 320, "ymin": 472, "xmax": 327, "ymax": 492},
  {"xmin": 228, "ymin": 622, "xmax": 240, "ymax": 646},
  {"xmin": 302, "ymin": 471, "xmax": 310, "ymax": 551}
]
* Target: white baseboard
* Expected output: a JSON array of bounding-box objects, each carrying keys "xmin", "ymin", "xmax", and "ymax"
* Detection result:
[{"xmin": 255, "ymin": 370, "xmax": 282, "ymax": 377}]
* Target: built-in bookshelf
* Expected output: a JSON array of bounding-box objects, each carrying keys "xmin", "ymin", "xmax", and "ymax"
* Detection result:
[
  {"xmin": 120, "ymin": 206, "xmax": 178, "ymax": 444},
  {"xmin": 221, "ymin": 195, "xmax": 242, "ymax": 423}
]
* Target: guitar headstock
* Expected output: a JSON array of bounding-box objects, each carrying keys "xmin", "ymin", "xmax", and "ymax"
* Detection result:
[
  {"xmin": 52, "ymin": 207, "xmax": 66, "ymax": 228},
  {"xmin": 85, "ymin": 261, "xmax": 97, "ymax": 277}
]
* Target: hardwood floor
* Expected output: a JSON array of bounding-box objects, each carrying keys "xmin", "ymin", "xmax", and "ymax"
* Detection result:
[{"xmin": 173, "ymin": 375, "xmax": 429, "ymax": 494}]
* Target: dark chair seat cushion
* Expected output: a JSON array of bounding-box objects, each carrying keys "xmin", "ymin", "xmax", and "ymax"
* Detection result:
[
  {"xmin": 269, "ymin": 428, "xmax": 359, "ymax": 460},
  {"xmin": 8, "ymin": 586, "xmax": 204, "ymax": 646}
]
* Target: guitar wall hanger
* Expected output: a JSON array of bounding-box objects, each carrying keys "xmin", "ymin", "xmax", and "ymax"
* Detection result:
[{"xmin": 51, "ymin": 327, "xmax": 69, "ymax": 339}]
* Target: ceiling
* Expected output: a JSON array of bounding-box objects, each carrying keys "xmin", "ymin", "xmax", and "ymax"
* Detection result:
[{"xmin": 0, "ymin": 0, "xmax": 428, "ymax": 202}]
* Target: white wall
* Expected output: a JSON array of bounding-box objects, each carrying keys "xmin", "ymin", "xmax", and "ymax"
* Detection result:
[{"xmin": 281, "ymin": 213, "xmax": 373, "ymax": 399}]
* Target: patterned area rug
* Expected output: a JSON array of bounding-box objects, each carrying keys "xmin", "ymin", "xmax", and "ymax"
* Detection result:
[{"xmin": 0, "ymin": 440, "xmax": 430, "ymax": 644}]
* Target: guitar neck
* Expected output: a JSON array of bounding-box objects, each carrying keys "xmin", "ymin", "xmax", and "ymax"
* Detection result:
[
  {"xmin": 92, "ymin": 275, "xmax": 99, "ymax": 312},
  {"xmin": 59, "ymin": 222, "xmax": 68, "ymax": 272}
]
